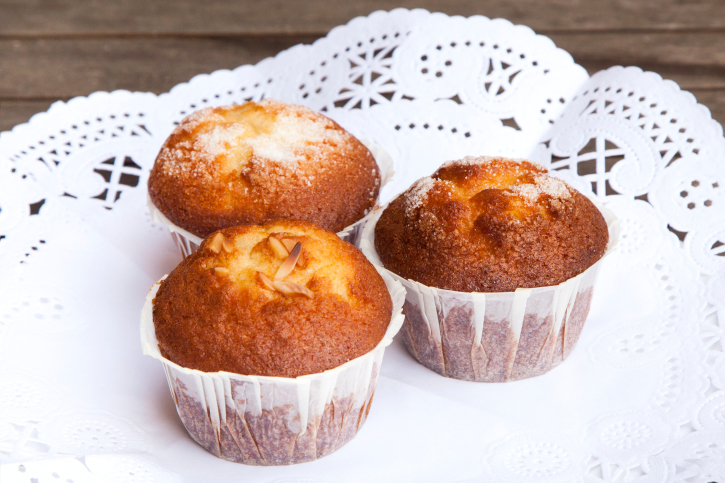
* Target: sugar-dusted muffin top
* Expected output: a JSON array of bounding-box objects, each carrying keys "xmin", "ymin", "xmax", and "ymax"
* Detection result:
[
  {"xmin": 374, "ymin": 156, "xmax": 609, "ymax": 292},
  {"xmin": 153, "ymin": 220, "xmax": 393, "ymax": 378},
  {"xmin": 148, "ymin": 99, "xmax": 381, "ymax": 238}
]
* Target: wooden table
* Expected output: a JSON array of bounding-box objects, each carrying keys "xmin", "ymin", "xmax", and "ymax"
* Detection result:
[{"xmin": 1, "ymin": 0, "xmax": 724, "ymax": 133}]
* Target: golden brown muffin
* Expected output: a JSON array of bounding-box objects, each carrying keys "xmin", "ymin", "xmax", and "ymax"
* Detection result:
[
  {"xmin": 153, "ymin": 220, "xmax": 393, "ymax": 378},
  {"xmin": 148, "ymin": 99, "xmax": 381, "ymax": 238},
  {"xmin": 374, "ymin": 156, "xmax": 609, "ymax": 292}
]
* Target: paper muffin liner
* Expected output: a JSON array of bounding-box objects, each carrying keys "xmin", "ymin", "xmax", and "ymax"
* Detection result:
[
  {"xmin": 148, "ymin": 139, "xmax": 395, "ymax": 258},
  {"xmin": 359, "ymin": 201, "xmax": 619, "ymax": 383},
  {"xmin": 140, "ymin": 269, "xmax": 405, "ymax": 465}
]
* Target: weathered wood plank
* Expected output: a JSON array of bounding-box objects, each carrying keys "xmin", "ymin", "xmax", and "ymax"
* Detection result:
[
  {"xmin": 3, "ymin": 90, "xmax": 723, "ymax": 136},
  {"xmin": 1, "ymin": 32, "xmax": 724, "ymax": 100},
  {"xmin": 688, "ymin": 89, "xmax": 725, "ymax": 131},
  {"xmin": 0, "ymin": 37, "xmax": 316, "ymax": 98},
  {"xmin": 0, "ymin": 99, "xmax": 57, "ymax": 133},
  {"xmin": 550, "ymin": 32, "xmax": 725, "ymax": 90},
  {"xmin": 3, "ymin": 0, "xmax": 725, "ymax": 36}
]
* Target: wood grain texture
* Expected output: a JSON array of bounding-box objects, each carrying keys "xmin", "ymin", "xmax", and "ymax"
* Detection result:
[
  {"xmin": 3, "ymin": 0, "xmax": 725, "ymax": 35},
  {"xmin": 0, "ymin": 37, "xmax": 314, "ymax": 97},
  {"xmin": 688, "ymin": 89, "xmax": 725, "ymax": 130},
  {"xmin": 0, "ymin": 99, "xmax": 57, "ymax": 133},
  {"xmin": 1, "ymin": 32, "xmax": 724, "ymax": 98},
  {"xmin": 1, "ymin": 1, "xmax": 723, "ymax": 136},
  {"xmin": 550, "ymin": 32, "xmax": 725, "ymax": 89}
]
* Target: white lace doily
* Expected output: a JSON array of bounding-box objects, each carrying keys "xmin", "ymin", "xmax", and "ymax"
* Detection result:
[{"xmin": 1, "ymin": 8, "xmax": 724, "ymax": 483}]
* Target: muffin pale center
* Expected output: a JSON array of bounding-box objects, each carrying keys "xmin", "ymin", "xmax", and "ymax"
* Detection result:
[{"xmin": 190, "ymin": 102, "xmax": 346, "ymax": 176}]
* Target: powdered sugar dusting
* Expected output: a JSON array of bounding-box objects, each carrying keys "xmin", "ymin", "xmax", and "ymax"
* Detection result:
[
  {"xmin": 404, "ymin": 176, "xmax": 438, "ymax": 217},
  {"xmin": 510, "ymin": 174, "xmax": 571, "ymax": 203},
  {"xmin": 160, "ymin": 147, "xmax": 215, "ymax": 179},
  {"xmin": 194, "ymin": 123, "xmax": 248, "ymax": 158},
  {"xmin": 442, "ymin": 155, "xmax": 529, "ymax": 168},
  {"xmin": 441, "ymin": 155, "xmax": 572, "ymax": 203},
  {"xmin": 180, "ymin": 107, "xmax": 225, "ymax": 134},
  {"xmin": 159, "ymin": 100, "xmax": 353, "ymax": 180},
  {"xmin": 536, "ymin": 175, "xmax": 571, "ymax": 199},
  {"xmin": 248, "ymin": 108, "xmax": 344, "ymax": 165},
  {"xmin": 511, "ymin": 183, "xmax": 540, "ymax": 202}
]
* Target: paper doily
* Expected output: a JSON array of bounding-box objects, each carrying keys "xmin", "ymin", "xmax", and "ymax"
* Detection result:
[{"xmin": 1, "ymin": 9, "xmax": 723, "ymax": 483}]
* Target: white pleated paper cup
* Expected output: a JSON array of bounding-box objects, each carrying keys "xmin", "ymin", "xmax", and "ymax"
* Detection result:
[
  {"xmin": 140, "ymin": 269, "xmax": 405, "ymax": 465},
  {"xmin": 359, "ymin": 201, "xmax": 619, "ymax": 383},
  {"xmin": 147, "ymin": 139, "xmax": 395, "ymax": 259}
]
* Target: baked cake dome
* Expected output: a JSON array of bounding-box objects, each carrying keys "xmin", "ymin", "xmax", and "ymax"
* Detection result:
[
  {"xmin": 148, "ymin": 99, "xmax": 381, "ymax": 238},
  {"xmin": 153, "ymin": 220, "xmax": 393, "ymax": 377},
  {"xmin": 374, "ymin": 156, "xmax": 609, "ymax": 292}
]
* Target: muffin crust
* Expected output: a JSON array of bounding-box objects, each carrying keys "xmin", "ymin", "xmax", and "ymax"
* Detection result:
[
  {"xmin": 153, "ymin": 220, "xmax": 393, "ymax": 377},
  {"xmin": 148, "ymin": 99, "xmax": 381, "ymax": 238},
  {"xmin": 374, "ymin": 156, "xmax": 609, "ymax": 292}
]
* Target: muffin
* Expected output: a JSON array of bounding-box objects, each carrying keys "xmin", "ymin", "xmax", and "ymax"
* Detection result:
[
  {"xmin": 375, "ymin": 156, "xmax": 609, "ymax": 292},
  {"xmin": 361, "ymin": 156, "xmax": 618, "ymax": 382},
  {"xmin": 147, "ymin": 99, "xmax": 392, "ymax": 256},
  {"xmin": 141, "ymin": 220, "xmax": 405, "ymax": 465}
]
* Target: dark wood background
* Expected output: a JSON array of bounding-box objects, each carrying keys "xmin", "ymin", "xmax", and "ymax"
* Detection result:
[{"xmin": 2, "ymin": 0, "xmax": 724, "ymax": 132}]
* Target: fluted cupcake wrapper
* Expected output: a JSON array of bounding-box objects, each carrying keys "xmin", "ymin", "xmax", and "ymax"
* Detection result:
[
  {"xmin": 359, "ymin": 201, "xmax": 619, "ymax": 383},
  {"xmin": 140, "ymin": 270, "xmax": 405, "ymax": 465},
  {"xmin": 147, "ymin": 139, "xmax": 395, "ymax": 258}
]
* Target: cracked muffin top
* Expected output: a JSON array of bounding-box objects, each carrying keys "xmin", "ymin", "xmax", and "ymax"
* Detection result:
[
  {"xmin": 374, "ymin": 156, "xmax": 609, "ymax": 292},
  {"xmin": 153, "ymin": 220, "xmax": 393, "ymax": 377},
  {"xmin": 148, "ymin": 99, "xmax": 381, "ymax": 238}
]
